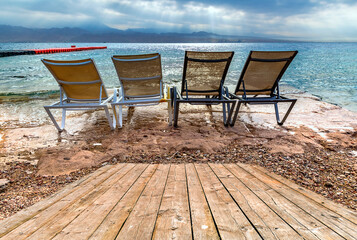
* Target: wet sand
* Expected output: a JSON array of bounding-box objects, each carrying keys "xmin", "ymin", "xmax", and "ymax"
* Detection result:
[{"xmin": 0, "ymin": 90, "xmax": 356, "ymax": 219}]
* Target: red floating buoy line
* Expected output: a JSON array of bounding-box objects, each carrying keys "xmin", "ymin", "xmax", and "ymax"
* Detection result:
[
  {"xmin": 0, "ymin": 46, "xmax": 107, "ymax": 57},
  {"xmin": 30, "ymin": 46, "xmax": 107, "ymax": 55}
]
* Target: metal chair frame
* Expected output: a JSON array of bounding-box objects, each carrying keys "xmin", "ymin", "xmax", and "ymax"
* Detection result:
[
  {"xmin": 171, "ymin": 51, "xmax": 235, "ymax": 127},
  {"xmin": 110, "ymin": 54, "xmax": 172, "ymax": 128},
  {"xmin": 228, "ymin": 50, "xmax": 298, "ymax": 126},
  {"xmin": 42, "ymin": 59, "xmax": 114, "ymax": 132}
]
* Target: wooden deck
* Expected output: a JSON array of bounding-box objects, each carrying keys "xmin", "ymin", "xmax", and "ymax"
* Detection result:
[{"xmin": 1, "ymin": 163, "xmax": 357, "ymax": 239}]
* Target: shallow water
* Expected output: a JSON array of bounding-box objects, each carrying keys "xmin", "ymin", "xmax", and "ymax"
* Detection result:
[{"xmin": 0, "ymin": 42, "xmax": 356, "ymax": 112}]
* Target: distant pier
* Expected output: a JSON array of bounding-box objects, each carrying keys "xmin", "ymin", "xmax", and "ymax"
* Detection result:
[{"xmin": 0, "ymin": 46, "xmax": 107, "ymax": 57}]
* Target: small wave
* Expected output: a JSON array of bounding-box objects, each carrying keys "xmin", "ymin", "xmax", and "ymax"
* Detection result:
[
  {"xmin": 10, "ymin": 76, "xmax": 26, "ymax": 79},
  {"xmin": 0, "ymin": 90, "xmax": 59, "ymax": 103}
]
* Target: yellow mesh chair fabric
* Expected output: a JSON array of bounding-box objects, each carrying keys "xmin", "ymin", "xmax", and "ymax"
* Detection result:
[
  {"xmin": 112, "ymin": 53, "xmax": 162, "ymax": 98},
  {"xmin": 183, "ymin": 51, "xmax": 234, "ymax": 96},
  {"xmin": 236, "ymin": 51, "xmax": 297, "ymax": 95},
  {"xmin": 42, "ymin": 58, "xmax": 107, "ymax": 100}
]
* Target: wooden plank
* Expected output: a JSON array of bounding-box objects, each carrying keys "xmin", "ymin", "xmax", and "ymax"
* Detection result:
[
  {"xmin": 0, "ymin": 164, "xmax": 114, "ymax": 237},
  {"xmin": 252, "ymin": 164, "xmax": 357, "ymax": 224},
  {"xmin": 115, "ymin": 164, "xmax": 171, "ymax": 240},
  {"xmin": 238, "ymin": 163, "xmax": 357, "ymax": 239},
  {"xmin": 3, "ymin": 163, "xmax": 355, "ymax": 240},
  {"xmin": 209, "ymin": 163, "xmax": 303, "ymax": 239},
  {"xmin": 152, "ymin": 164, "xmax": 192, "ymax": 240},
  {"xmin": 232, "ymin": 163, "xmax": 351, "ymax": 240},
  {"xmin": 88, "ymin": 164, "xmax": 158, "ymax": 239},
  {"xmin": 185, "ymin": 163, "xmax": 219, "ymax": 240},
  {"xmin": 2, "ymin": 163, "xmax": 134, "ymax": 240},
  {"xmin": 31, "ymin": 164, "xmax": 148, "ymax": 240},
  {"xmin": 226, "ymin": 163, "xmax": 343, "ymax": 240},
  {"xmin": 194, "ymin": 163, "xmax": 260, "ymax": 239}
]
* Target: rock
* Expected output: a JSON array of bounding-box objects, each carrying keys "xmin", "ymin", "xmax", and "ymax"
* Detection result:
[
  {"xmin": 0, "ymin": 178, "xmax": 10, "ymax": 191},
  {"xmin": 30, "ymin": 160, "xmax": 39, "ymax": 166}
]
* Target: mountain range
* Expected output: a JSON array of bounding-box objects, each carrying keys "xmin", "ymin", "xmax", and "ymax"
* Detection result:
[{"xmin": 0, "ymin": 24, "xmax": 289, "ymax": 43}]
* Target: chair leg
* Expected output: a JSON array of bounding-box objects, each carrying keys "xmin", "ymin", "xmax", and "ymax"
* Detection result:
[
  {"xmin": 173, "ymin": 101, "xmax": 180, "ymax": 127},
  {"xmin": 118, "ymin": 105, "xmax": 123, "ymax": 128},
  {"xmin": 222, "ymin": 102, "xmax": 228, "ymax": 127},
  {"xmin": 111, "ymin": 105, "xmax": 117, "ymax": 128},
  {"xmin": 274, "ymin": 103, "xmax": 281, "ymax": 123},
  {"xmin": 227, "ymin": 100, "xmax": 236, "ymax": 127},
  {"xmin": 170, "ymin": 88, "xmax": 174, "ymax": 108},
  {"xmin": 275, "ymin": 100, "xmax": 297, "ymax": 125},
  {"xmin": 61, "ymin": 108, "xmax": 66, "ymax": 130},
  {"xmin": 168, "ymin": 100, "xmax": 173, "ymax": 126},
  {"xmin": 44, "ymin": 106, "xmax": 63, "ymax": 132},
  {"xmin": 103, "ymin": 106, "xmax": 114, "ymax": 130},
  {"xmin": 229, "ymin": 100, "xmax": 242, "ymax": 127},
  {"xmin": 172, "ymin": 88, "xmax": 179, "ymax": 127},
  {"xmin": 223, "ymin": 87, "xmax": 232, "ymax": 127},
  {"xmin": 113, "ymin": 105, "xmax": 123, "ymax": 128}
]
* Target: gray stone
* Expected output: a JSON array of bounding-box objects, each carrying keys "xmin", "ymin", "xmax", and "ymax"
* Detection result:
[{"xmin": 0, "ymin": 178, "xmax": 10, "ymax": 191}]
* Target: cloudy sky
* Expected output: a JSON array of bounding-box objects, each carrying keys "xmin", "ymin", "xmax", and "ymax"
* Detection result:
[{"xmin": 1, "ymin": 0, "xmax": 356, "ymax": 41}]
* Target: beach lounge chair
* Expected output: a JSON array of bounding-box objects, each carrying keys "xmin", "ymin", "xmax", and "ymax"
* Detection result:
[
  {"xmin": 42, "ymin": 58, "xmax": 114, "ymax": 131},
  {"xmin": 171, "ymin": 51, "xmax": 235, "ymax": 127},
  {"xmin": 228, "ymin": 50, "xmax": 298, "ymax": 126},
  {"xmin": 111, "ymin": 53, "xmax": 172, "ymax": 128}
]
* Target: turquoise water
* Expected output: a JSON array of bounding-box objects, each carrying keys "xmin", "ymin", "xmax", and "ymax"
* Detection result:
[{"xmin": 0, "ymin": 42, "xmax": 356, "ymax": 112}]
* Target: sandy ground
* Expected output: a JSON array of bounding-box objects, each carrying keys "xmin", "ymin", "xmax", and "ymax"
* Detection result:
[
  {"xmin": 1, "ymin": 91, "xmax": 355, "ymax": 174},
  {"xmin": 0, "ymin": 91, "xmax": 356, "ymax": 218}
]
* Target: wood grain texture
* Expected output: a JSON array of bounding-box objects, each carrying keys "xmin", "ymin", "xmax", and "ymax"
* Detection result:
[
  {"xmin": 0, "ymin": 164, "xmax": 114, "ymax": 237},
  {"xmin": 2, "ymin": 163, "xmax": 133, "ymax": 240},
  {"xmin": 115, "ymin": 164, "xmax": 171, "ymax": 240},
  {"xmin": 209, "ymin": 163, "xmax": 302, "ymax": 239},
  {"xmin": 89, "ymin": 164, "xmax": 158, "ymax": 240},
  {"xmin": 225, "ymin": 163, "xmax": 337, "ymax": 240},
  {"xmin": 185, "ymin": 163, "xmax": 219, "ymax": 240},
  {"xmin": 153, "ymin": 164, "xmax": 192, "ymax": 240},
  {"xmin": 51, "ymin": 164, "xmax": 148, "ymax": 240},
  {"xmin": 194, "ymin": 163, "xmax": 261, "ymax": 240},
  {"xmin": 252, "ymin": 164, "xmax": 357, "ymax": 224},
  {"xmin": 236, "ymin": 163, "xmax": 355, "ymax": 239},
  {"xmin": 1, "ymin": 163, "xmax": 356, "ymax": 240}
]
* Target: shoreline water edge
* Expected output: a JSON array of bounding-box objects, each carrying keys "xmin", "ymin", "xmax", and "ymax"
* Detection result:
[{"xmin": 1, "ymin": 42, "xmax": 356, "ymax": 112}]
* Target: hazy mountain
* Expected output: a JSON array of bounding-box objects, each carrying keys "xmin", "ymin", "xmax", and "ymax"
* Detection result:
[{"xmin": 0, "ymin": 25, "xmax": 288, "ymax": 43}]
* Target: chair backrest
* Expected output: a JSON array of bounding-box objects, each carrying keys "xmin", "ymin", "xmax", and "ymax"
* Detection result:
[
  {"xmin": 182, "ymin": 51, "xmax": 234, "ymax": 96},
  {"xmin": 42, "ymin": 58, "xmax": 108, "ymax": 101},
  {"xmin": 112, "ymin": 53, "xmax": 162, "ymax": 98},
  {"xmin": 235, "ymin": 51, "xmax": 298, "ymax": 96}
]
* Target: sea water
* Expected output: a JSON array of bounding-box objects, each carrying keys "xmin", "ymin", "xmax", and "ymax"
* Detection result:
[{"xmin": 0, "ymin": 42, "xmax": 356, "ymax": 112}]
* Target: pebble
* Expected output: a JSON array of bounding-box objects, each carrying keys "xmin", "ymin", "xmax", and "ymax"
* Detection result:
[
  {"xmin": 30, "ymin": 160, "xmax": 39, "ymax": 166},
  {"xmin": 0, "ymin": 178, "xmax": 10, "ymax": 188}
]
